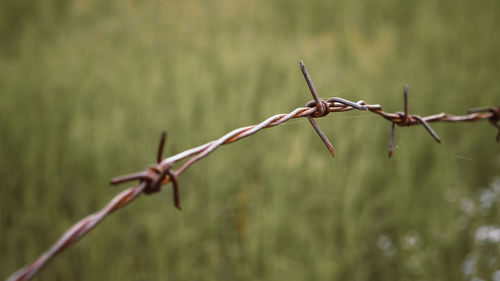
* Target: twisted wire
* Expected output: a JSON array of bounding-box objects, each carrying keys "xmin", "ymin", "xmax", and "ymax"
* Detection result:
[{"xmin": 7, "ymin": 61, "xmax": 499, "ymax": 281}]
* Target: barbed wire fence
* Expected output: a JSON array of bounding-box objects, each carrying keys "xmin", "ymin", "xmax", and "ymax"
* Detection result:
[{"xmin": 7, "ymin": 61, "xmax": 499, "ymax": 281}]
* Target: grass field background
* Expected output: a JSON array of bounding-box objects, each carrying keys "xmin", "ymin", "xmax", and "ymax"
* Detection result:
[{"xmin": 1, "ymin": 0, "xmax": 499, "ymax": 280}]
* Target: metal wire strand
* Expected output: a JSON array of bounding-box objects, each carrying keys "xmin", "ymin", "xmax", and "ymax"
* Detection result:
[{"xmin": 7, "ymin": 61, "xmax": 499, "ymax": 281}]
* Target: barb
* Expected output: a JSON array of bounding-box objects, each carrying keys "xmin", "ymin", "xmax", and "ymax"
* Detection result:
[
  {"xmin": 7, "ymin": 61, "xmax": 499, "ymax": 281},
  {"xmin": 300, "ymin": 61, "xmax": 336, "ymax": 157},
  {"xmin": 389, "ymin": 122, "xmax": 396, "ymax": 158},
  {"xmin": 403, "ymin": 84, "xmax": 409, "ymax": 123},
  {"xmin": 157, "ymin": 131, "xmax": 167, "ymax": 165},
  {"xmin": 155, "ymin": 132, "xmax": 181, "ymax": 209}
]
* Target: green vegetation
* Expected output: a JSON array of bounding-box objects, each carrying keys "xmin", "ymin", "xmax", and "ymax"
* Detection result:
[{"xmin": 1, "ymin": 0, "xmax": 499, "ymax": 280}]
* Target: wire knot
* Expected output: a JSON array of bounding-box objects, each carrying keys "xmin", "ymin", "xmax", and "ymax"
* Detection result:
[
  {"xmin": 488, "ymin": 107, "xmax": 500, "ymax": 142},
  {"xmin": 395, "ymin": 112, "xmax": 414, "ymax": 126},
  {"xmin": 468, "ymin": 106, "xmax": 500, "ymax": 142},
  {"xmin": 387, "ymin": 85, "xmax": 441, "ymax": 157},
  {"xmin": 110, "ymin": 132, "xmax": 182, "ymax": 210},
  {"xmin": 306, "ymin": 100, "xmax": 330, "ymax": 118},
  {"xmin": 142, "ymin": 165, "xmax": 167, "ymax": 194},
  {"xmin": 488, "ymin": 107, "xmax": 500, "ymax": 122}
]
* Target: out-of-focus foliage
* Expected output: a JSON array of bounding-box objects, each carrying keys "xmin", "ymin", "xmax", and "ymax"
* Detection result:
[{"xmin": 1, "ymin": 0, "xmax": 499, "ymax": 280}]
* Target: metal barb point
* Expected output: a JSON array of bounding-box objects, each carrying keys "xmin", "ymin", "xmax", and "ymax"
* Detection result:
[
  {"xmin": 157, "ymin": 131, "xmax": 182, "ymax": 210},
  {"xmin": 403, "ymin": 84, "xmax": 409, "ymax": 123},
  {"xmin": 307, "ymin": 116, "xmax": 335, "ymax": 157},
  {"xmin": 157, "ymin": 131, "xmax": 167, "ymax": 164},
  {"xmin": 300, "ymin": 61, "xmax": 336, "ymax": 157},
  {"xmin": 300, "ymin": 60, "xmax": 322, "ymax": 113},
  {"xmin": 110, "ymin": 171, "xmax": 147, "ymax": 185},
  {"xmin": 414, "ymin": 116, "xmax": 441, "ymax": 143},
  {"xmin": 389, "ymin": 122, "xmax": 395, "ymax": 158},
  {"xmin": 330, "ymin": 97, "xmax": 367, "ymax": 111},
  {"xmin": 166, "ymin": 170, "xmax": 181, "ymax": 210},
  {"xmin": 487, "ymin": 107, "xmax": 500, "ymax": 142}
]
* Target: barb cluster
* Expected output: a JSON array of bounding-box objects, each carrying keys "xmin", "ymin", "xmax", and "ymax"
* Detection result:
[
  {"xmin": 7, "ymin": 61, "xmax": 499, "ymax": 281},
  {"xmin": 110, "ymin": 132, "xmax": 181, "ymax": 209}
]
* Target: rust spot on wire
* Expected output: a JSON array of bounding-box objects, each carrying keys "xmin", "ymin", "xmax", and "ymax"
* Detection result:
[{"xmin": 7, "ymin": 61, "xmax": 499, "ymax": 281}]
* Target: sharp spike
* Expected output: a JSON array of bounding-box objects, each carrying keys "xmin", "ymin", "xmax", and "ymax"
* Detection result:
[
  {"xmin": 389, "ymin": 122, "xmax": 395, "ymax": 158},
  {"xmin": 166, "ymin": 170, "xmax": 181, "ymax": 210},
  {"xmin": 157, "ymin": 131, "xmax": 167, "ymax": 164},
  {"xmin": 403, "ymin": 84, "xmax": 409, "ymax": 123},
  {"xmin": 299, "ymin": 61, "xmax": 322, "ymax": 112},
  {"xmin": 414, "ymin": 116, "xmax": 441, "ymax": 143},
  {"xmin": 307, "ymin": 116, "xmax": 335, "ymax": 157}
]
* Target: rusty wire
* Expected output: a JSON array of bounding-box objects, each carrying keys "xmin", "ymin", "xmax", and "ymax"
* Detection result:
[{"xmin": 7, "ymin": 61, "xmax": 499, "ymax": 281}]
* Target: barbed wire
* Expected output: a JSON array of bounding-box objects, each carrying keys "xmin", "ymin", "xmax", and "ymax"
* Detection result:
[{"xmin": 7, "ymin": 61, "xmax": 499, "ymax": 281}]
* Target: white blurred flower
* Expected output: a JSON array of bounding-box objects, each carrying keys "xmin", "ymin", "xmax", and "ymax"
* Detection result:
[{"xmin": 475, "ymin": 226, "xmax": 500, "ymax": 243}]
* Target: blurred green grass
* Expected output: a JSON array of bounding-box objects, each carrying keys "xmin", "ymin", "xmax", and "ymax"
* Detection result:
[{"xmin": 1, "ymin": 0, "xmax": 499, "ymax": 280}]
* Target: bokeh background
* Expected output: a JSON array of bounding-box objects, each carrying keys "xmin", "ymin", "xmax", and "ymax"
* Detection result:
[{"xmin": 1, "ymin": 0, "xmax": 500, "ymax": 280}]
